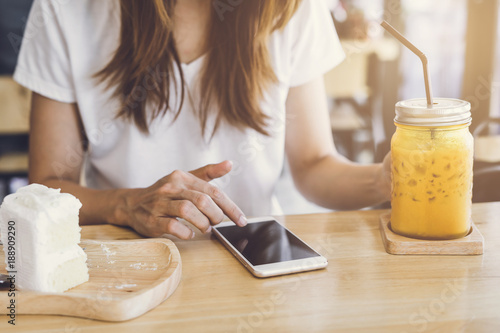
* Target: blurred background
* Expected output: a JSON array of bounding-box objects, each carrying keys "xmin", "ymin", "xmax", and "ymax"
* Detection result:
[{"xmin": 1, "ymin": 0, "xmax": 499, "ymax": 212}]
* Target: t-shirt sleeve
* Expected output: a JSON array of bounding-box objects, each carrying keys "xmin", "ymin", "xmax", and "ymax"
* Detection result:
[
  {"xmin": 288, "ymin": 0, "xmax": 345, "ymax": 87},
  {"xmin": 13, "ymin": 0, "xmax": 76, "ymax": 103}
]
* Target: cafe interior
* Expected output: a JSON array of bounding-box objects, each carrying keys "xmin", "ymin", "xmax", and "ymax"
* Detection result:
[
  {"xmin": 1, "ymin": 0, "xmax": 500, "ymax": 209},
  {"xmin": 0, "ymin": 0, "xmax": 499, "ymax": 331}
]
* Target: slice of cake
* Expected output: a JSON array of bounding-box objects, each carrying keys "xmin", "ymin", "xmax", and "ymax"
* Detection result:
[{"xmin": 0, "ymin": 184, "xmax": 89, "ymax": 293}]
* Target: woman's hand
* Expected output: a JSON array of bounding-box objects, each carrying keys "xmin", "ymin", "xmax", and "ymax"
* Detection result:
[{"xmin": 120, "ymin": 160, "xmax": 247, "ymax": 239}]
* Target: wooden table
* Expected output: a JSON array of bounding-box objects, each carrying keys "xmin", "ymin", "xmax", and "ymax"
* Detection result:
[{"xmin": 2, "ymin": 203, "xmax": 500, "ymax": 332}]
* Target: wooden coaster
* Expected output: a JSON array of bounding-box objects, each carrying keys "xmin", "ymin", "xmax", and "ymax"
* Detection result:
[{"xmin": 379, "ymin": 213, "xmax": 484, "ymax": 255}]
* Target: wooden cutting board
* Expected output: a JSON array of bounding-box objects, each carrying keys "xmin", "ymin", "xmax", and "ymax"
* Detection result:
[{"xmin": 0, "ymin": 238, "xmax": 182, "ymax": 321}]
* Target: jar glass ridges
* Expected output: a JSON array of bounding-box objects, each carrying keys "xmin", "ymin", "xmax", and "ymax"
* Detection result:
[{"xmin": 390, "ymin": 98, "xmax": 473, "ymax": 240}]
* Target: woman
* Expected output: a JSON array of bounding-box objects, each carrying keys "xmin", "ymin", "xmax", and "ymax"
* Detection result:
[{"xmin": 15, "ymin": 0, "xmax": 391, "ymax": 239}]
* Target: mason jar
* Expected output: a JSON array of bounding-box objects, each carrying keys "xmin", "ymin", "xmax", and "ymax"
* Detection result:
[{"xmin": 390, "ymin": 98, "xmax": 473, "ymax": 240}]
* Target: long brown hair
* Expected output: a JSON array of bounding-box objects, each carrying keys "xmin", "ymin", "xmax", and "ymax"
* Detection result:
[{"xmin": 96, "ymin": 0, "xmax": 302, "ymax": 136}]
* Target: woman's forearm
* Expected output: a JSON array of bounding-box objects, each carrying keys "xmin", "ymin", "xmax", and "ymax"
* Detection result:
[
  {"xmin": 27, "ymin": 94, "xmax": 131, "ymax": 226},
  {"xmin": 40, "ymin": 179, "xmax": 132, "ymax": 226},
  {"xmin": 38, "ymin": 160, "xmax": 247, "ymax": 239},
  {"xmin": 293, "ymin": 154, "xmax": 391, "ymax": 210}
]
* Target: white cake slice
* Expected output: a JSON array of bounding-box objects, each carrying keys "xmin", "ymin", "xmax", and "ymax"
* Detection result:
[{"xmin": 0, "ymin": 184, "xmax": 89, "ymax": 293}]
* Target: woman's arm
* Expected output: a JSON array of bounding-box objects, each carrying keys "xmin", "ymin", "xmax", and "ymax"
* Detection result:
[
  {"xmin": 285, "ymin": 77, "xmax": 391, "ymax": 210},
  {"xmin": 28, "ymin": 93, "xmax": 123, "ymax": 224},
  {"xmin": 29, "ymin": 93, "xmax": 246, "ymax": 239}
]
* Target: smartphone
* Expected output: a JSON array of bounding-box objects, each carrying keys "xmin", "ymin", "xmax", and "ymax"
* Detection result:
[{"xmin": 212, "ymin": 217, "xmax": 327, "ymax": 278}]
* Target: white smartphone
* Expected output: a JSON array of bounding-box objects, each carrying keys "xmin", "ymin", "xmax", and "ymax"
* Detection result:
[{"xmin": 212, "ymin": 216, "xmax": 327, "ymax": 278}]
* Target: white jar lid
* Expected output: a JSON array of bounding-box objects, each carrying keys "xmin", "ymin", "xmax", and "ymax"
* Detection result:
[{"xmin": 395, "ymin": 98, "xmax": 471, "ymax": 126}]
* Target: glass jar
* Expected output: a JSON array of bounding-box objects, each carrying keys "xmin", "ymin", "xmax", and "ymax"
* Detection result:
[{"xmin": 390, "ymin": 98, "xmax": 473, "ymax": 240}]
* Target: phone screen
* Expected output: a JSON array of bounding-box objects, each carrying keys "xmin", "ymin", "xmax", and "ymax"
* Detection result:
[{"xmin": 216, "ymin": 220, "xmax": 320, "ymax": 266}]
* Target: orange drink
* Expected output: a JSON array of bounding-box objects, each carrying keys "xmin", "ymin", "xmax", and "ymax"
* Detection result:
[{"xmin": 390, "ymin": 98, "xmax": 473, "ymax": 240}]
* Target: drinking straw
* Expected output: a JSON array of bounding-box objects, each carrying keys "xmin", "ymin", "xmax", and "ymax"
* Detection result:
[{"xmin": 381, "ymin": 21, "xmax": 433, "ymax": 108}]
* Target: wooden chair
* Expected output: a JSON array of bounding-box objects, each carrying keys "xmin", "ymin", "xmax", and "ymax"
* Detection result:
[{"xmin": 324, "ymin": 38, "xmax": 399, "ymax": 162}]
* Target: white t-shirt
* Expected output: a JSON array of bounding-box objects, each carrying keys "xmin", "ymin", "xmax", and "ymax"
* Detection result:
[{"xmin": 14, "ymin": 0, "xmax": 345, "ymax": 216}]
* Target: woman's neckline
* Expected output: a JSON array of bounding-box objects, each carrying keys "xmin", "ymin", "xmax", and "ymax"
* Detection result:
[{"xmin": 180, "ymin": 54, "xmax": 206, "ymax": 69}]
